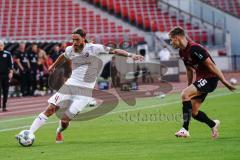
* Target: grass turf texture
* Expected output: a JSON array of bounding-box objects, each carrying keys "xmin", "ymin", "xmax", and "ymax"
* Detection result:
[{"xmin": 0, "ymin": 87, "xmax": 239, "ymax": 160}]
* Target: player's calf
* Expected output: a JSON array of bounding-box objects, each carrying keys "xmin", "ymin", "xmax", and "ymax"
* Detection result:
[{"xmin": 56, "ymin": 115, "xmax": 71, "ymax": 143}]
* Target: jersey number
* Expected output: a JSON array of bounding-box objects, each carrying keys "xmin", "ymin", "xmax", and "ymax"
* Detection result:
[{"xmin": 198, "ymin": 79, "xmax": 207, "ymax": 87}]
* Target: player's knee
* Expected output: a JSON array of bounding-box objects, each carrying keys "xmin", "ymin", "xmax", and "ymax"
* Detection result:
[
  {"xmin": 192, "ymin": 111, "xmax": 198, "ymax": 117},
  {"xmin": 181, "ymin": 90, "xmax": 190, "ymax": 101},
  {"xmin": 61, "ymin": 119, "xmax": 70, "ymax": 128},
  {"xmin": 44, "ymin": 105, "xmax": 57, "ymax": 117}
]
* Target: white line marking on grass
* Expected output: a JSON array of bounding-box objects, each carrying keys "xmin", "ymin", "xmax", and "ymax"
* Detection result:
[
  {"xmin": 108, "ymin": 90, "xmax": 239, "ymax": 115},
  {"xmin": 0, "ymin": 116, "xmax": 36, "ymax": 123},
  {"xmin": 0, "ymin": 121, "xmax": 58, "ymax": 132},
  {"xmin": 0, "ymin": 90, "xmax": 239, "ymax": 132}
]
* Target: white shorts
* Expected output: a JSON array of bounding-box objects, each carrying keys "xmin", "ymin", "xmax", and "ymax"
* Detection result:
[{"xmin": 48, "ymin": 84, "xmax": 92, "ymax": 118}]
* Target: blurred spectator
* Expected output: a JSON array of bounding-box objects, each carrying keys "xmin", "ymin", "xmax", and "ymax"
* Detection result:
[
  {"xmin": 38, "ymin": 46, "xmax": 47, "ymax": 90},
  {"xmin": 10, "ymin": 56, "xmax": 21, "ymax": 97},
  {"xmin": 142, "ymin": 66, "xmax": 153, "ymax": 83},
  {"xmin": 50, "ymin": 45, "xmax": 61, "ymax": 62},
  {"xmin": 158, "ymin": 45, "xmax": 170, "ymax": 61},
  {"xmin": 100, "ymin": 56, "xmax": 120, "ymax": 88},
  {"xmin": 59, "ymin": 42, "xmax": 67, "ymax": 54},
  {"xmin": 110, "ymin": 56, "xmax": 120, "ymax": 87},
  {"xmin": 28, "ymin": 44, "xmax": 39, "ymax": 96},
  {"xmin": 0, "ymin": 40, "xmax": 13, "ymax": 112},
  {"xmin": 15, "ymin": 43, "xmax": 31, "ymax": 96},
  {"xmin": 134, "ymin": 64, "xmax": 140, "ymax": 85}
]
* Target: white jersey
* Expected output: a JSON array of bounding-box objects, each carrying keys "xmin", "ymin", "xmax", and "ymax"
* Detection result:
[{"xmin": 63, "ymin": 43, "xmax": 111, "ymax": 89}]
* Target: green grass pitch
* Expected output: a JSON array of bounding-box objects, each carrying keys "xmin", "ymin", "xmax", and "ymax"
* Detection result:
[{"xmin": 0, "ymin": 87, "xmax": 239, "ymax": 160}]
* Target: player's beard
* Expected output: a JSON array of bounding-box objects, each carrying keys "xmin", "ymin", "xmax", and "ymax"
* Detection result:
[
  {"xmin": 172, "ymin": 45, "xmax": 178, "ymax": 49},
  {"xmin": 74, "ymin": 43, "xmax": 84, "ymax": 52},
  {"xmin": 172, "ymin": 42, "xmax": 180, "ymax": 49}
]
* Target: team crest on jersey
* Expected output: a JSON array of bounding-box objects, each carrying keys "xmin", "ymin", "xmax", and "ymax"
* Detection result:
[{"xmin": 84, "ymin": 52, "xmax": 89, "ymax": 57}]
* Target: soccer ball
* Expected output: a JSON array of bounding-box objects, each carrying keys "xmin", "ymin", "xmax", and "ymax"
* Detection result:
[
  {"xmin": 230, "ymin": 78, "xmax": 238, "ymax": 85},
  {"xmin": 17, "ymin": 130, "xmax": 35, "ymax": 147}
]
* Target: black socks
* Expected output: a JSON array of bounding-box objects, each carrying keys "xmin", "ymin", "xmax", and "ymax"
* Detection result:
[
  {"xmin": 182, "ymin": 101, "xmax": 192, "ymax": 131},
  {"xmin": 193, "ymin": 111, "xmax": 216, "ymax": 128}
]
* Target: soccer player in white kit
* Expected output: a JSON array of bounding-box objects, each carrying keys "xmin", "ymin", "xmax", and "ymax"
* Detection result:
[{"xmin": 16, "ymin": 28, "xmax": 144, "ymax": 143}]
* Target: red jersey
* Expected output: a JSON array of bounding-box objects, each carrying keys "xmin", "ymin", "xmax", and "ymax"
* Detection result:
[{"xmin": 179, "ymin": 41, "xmax": 217, "ymax": 80}]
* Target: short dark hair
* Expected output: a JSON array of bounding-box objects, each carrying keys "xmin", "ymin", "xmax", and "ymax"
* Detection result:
[
  {"xmin": 169, "ymin": 26, "xmax": 185, "ymax": 37},
  {"xmin": 72, "ymin": 28, "xmax": 87, "ymax": 38}
]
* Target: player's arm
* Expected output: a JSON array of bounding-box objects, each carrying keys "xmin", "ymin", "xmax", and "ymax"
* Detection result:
[
  {"xmin": 15, "ymin": 53, "xmax": 25, "ymax": 71},
  {"xmin": 203, "ymin": 58, "xmax": 236, "ymax": 91},
  {"xmin": 190, "ymin": 45, "xmax": 236, "ymax": 91},
  {"xmin": 185, "ymin": 65, "xmax": 194, "ymax": 86},
  {"xmin": 16, "ymin": 58, "xmax": 24, "ymax": 71},
  {"xmin": 110, "ymin": 49, "xmax": 144, "ymax": 61},
  {"xmin": 7, "ymin": 53, "xmax": 14, "ymax": 80},
  {"xmin": 48, "ymin": 54, "xmax": 69, "ymax": 72}
]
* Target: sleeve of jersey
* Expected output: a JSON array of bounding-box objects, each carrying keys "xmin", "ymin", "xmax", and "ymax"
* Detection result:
[
  {"xmin": 190, "ymin": 46, "xmax": 209, "ymax": 63},
  {"xmin": 94, "ymin": 44, "xmax": 111, "ymax": 55},
  {"xmin": 8, "ymin": 53, "xmax": 14, "ymax": 70},
  {"xmin": 63, "ymin": 46, "xmax": 73, "ymax": 59}
]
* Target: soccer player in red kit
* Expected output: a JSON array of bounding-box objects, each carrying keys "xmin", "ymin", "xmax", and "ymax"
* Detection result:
[{"xmin": 169, "ymin": 26, "xmax": 236, "ymax": 139}]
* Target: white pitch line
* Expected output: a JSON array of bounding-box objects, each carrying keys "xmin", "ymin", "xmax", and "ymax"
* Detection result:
[
  {"xmin": 0, "ymin": 121, "xmax": 58, "ymax": 132},
  {"xmin": 0, "ymin": 107, "xmax": 45, "ymax": 116},
  {"xmin": 108, "ymin": 90, "xmax": 239, "ymax": 115},
  {"xmin": 0, "ymin": 116, "xmax": 37, "ymax": 123},
  {"xmin": 0, "ymin": 90, "xmax": 238, "ymax": 132}
]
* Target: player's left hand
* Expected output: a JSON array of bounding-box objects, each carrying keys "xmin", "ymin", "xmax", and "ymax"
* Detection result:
[
  {"xmin": 131, "ymin": 54, "xmax": 144, "ymax": 61},
  {"xmin": 225, "ymin": 81, "xmax": 237, "ymax": 91},
  {"xmin": 48, "ymin": 64, "xmax": 55, "ymax": 73}
]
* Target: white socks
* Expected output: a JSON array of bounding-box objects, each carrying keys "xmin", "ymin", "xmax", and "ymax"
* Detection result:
[
  {"xmin": 29, "ymin": 113, "xmax": 48, "ymax": 134},
  {"xmin": 56, "ymin": 120, "xmax": 63, "ymax": 133}
]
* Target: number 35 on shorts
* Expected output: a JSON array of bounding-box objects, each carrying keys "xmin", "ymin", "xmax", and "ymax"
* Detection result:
[{"xmin": 197, "ymin": 79, "xmax": 207, "ymax": 88}]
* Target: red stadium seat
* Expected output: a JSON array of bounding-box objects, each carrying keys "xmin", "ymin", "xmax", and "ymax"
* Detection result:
[
  {"xmin": 158, "ymin": 23, "xmax": 165, "ymax": 32},
  {"xmin": 121, "ymin": 6, "xmax": 128, "ymax": 19},
  {"xmin": 100, "ymin": 0, "xmax": 107, "ymax": 9},
  {"xmin": 203, "ymin": 0, "xmax": 240, "ymax": 17},
  {"xmin": 107, "ymin": 0, "xmax": 114, "ymax": 12},
  {"xmin": 1, "ymin": 0, "xmax": 193, "ymax": 44},
  {"xmin": 114, "ymin": 3, "xmax": 121, "ymax": 16},
  {"xmin": 151, "ymin": 20, "xmax": 158, "ymax": 32},
  {"xmin": 144, "ymin": 18, "xmax": 151, "ymax": 31},
  {"xmin": 129, "ymin": 10, "xmax": 135, "ymax": 23},
  {"xmin": 136, "ymin": 14, "xmax": 143, "ymax": 27},
  {"xmin": 93, "ymin": 0, "xmax": 100, "ymax": 5}
]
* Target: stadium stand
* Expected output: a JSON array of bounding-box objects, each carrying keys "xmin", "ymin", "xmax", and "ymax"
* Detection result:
[
  {"xmin": 85, "ymin": 0, "xmax": 209, "ymax": 44},
  {"xmin": 202, "ymin": 0, "xmax": 240, "ymax": 17},
  {"xmin": 0, "ymin": 0, "xmax": 144, "ymax": 45}
]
